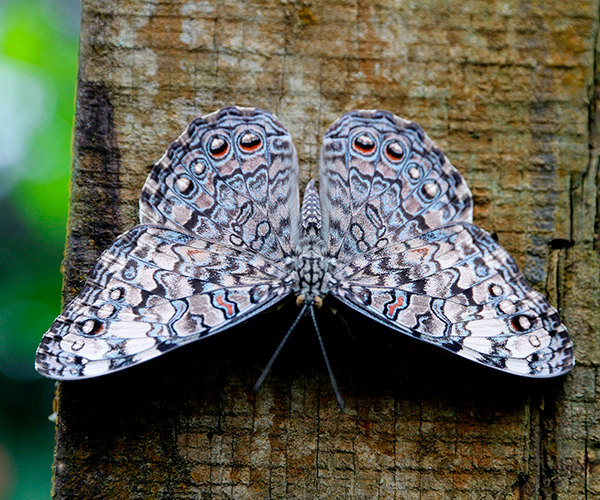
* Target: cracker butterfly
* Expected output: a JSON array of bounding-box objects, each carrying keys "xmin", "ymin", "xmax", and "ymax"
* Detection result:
[{"xmin": 35, "ymin": 107, "xmax": 574, "ymax": 410}]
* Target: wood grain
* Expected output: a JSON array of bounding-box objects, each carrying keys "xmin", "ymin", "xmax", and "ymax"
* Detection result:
[{"xmin": 54, "ymin": 0, "xmax": 599, "ymax": 497}]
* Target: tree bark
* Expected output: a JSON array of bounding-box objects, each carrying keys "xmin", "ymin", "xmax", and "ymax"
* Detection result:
[{"xmin": 53, "ymin": 0, "xmax": 600, "ymax": 497}]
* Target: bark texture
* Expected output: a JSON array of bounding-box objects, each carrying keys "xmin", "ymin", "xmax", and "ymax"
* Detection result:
[{"xmin": 54, "ymin": 0, "xmax": 600, "ymax": 498}]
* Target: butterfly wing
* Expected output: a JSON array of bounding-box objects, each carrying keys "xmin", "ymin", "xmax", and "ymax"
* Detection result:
[
  {"xmin": 36, "ymin": 226, "xmax": 292, "ymax": 379},
  {"xmin": 331, "ymin": 223, "xmax": 573, "ymax": 376},
  {"xmin": 140, "ymin": 106, "xmax": 300, "ymax": 257},
  {"xmin": 36, "ymin": 107, "xmax": 299, "ymax": 379},
  {"xmin": 321, "ymin": 110, "xmax": 574, "ymax": 377},
  {"xmin": 319, "ymin": 110, "xmax": 472, "ymax": 264}
]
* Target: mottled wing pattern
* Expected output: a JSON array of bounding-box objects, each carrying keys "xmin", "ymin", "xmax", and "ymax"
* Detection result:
[
  {"xmin": 36, "ymin": 107, "xmax": 574, "ymax": 382},
  {"xmin": 319, "ymin": 110, "xmax": 472, "ymax": 263},
  {"xmin": 36, "ymin": 227, "xmax": 292, "ymax": 379},
  {"xmin": 140, "ymin": 107, "xmax": 300, "ymax": 258},
  {"xmin": 332, "ymin": 223, "xmax": 572, "ymax": 376},
  {"xmin": 323, "ymin": 111, "xmax": 574, "ymax": 377},
  {"xmin": 36, "ymin": 107, "xmax": 298, "ymax": 379}
]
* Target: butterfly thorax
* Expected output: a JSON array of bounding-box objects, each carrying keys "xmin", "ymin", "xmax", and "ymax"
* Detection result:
[{"xmin": 293, "ymin": 180, "xmax": 332, "ymax": 305}]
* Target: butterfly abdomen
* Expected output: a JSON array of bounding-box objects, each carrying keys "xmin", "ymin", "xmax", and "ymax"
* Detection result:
[{"xmin": 293, "ymin": 179, "xmax": 332, "ymax": 304}]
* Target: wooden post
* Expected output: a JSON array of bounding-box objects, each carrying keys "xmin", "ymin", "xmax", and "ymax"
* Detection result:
[{"xmin": 53, "ymin": 0, "xmax": 600, "ymax": 497}]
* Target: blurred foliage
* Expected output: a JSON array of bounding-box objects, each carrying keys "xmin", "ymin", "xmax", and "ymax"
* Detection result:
[{"xmin": 0, "ymin": 0, "xmax": 80, "ymax": 498}]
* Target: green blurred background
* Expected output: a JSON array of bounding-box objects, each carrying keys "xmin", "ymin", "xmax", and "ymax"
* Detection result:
[{"xmin": 0, "ymin": 0, "xmax": 80, "ymax": 497}]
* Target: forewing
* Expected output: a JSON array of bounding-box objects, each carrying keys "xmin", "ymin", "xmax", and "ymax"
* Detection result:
[
  {"xmin": 330, "ymin": 223, "xmax": 574, "ymax": 377},
  {"xmin": 140, "ymin": 106, "xmax": 300, "ymax": 260},
  {"xmin": 319, "ymin": 110, "xmax": 472, "ymax": 264},
  {"xmin": 36, "ymin": 226, "xmax": 293, "ymax": 379}
]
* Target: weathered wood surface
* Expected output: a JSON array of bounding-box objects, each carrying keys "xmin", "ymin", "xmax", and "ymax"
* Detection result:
[{"xmin": 53, "ymin": 0, "xmax": 600, "ymax": 498}]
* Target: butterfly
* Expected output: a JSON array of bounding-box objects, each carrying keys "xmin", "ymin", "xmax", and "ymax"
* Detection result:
[{"xmin": 35, "ymin": 107, "xmax": 574, "ymax": 411}]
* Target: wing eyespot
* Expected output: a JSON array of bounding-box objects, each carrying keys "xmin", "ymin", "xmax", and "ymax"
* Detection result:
[
  {"xmin": 80, "ymin": 319, "xmax": 104, "ymax": 336},
  {"xmin": 209, "ymin": 136, "xmax": 229, "ymax": 158},
  {"xmin": 421, "ymin": 180, "xmax": 439, "ymax": 199},
  {"xmin": 175, "ymin": 176, "xmax": 194, "ymax": 195},
  {"xmin": 497, "ymin": 299, "xmax": 516, "ymax": 315},
  {"xmin": 109, "ymin": 287, "xmax": 126, "ymax": 300},
  {"xmin": 511, "ymin": 315, "xmax": 534, "ymax": 332},
  {"xmin": 239, "ymin": 131, "xmax": 263, "ymax": 153},
  {"xmin": 385, "ymin": 141, "xmax": 405, "ymax": 162},
  {"xmin": 71, "ymin": 338, "xmax": 85, "ymax": 351},
  {"xmin": 352, "ymin": 133, "xmax": 376, "ymax": 155},
  {"xmin": 192, "ymin": 159, "xmax": 207, "ymax": 176},
  {"xmin": 408, "ymin": 165, "xmax": 422, "ymax": 181},
  {"xmin": 229, "ymin": 234, "xmax": 244, "ymax": 247},
  {"xmin": 97, "ymin": 303, "xmax": 116, "ymax": 319}
]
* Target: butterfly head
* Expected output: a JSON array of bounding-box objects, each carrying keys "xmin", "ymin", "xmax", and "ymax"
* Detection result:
[{"xmin": 296, "ymin": 293, "xmax": 323, "ymax": 310}]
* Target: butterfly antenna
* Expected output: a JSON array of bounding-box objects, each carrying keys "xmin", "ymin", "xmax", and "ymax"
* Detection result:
[
  {"xmin": 309, "ymin": 305, "xmax": 345, "ymax": 413},
  {"xmin": 252, "ymin": 303, "xmax": 308, "ymax": 394}
]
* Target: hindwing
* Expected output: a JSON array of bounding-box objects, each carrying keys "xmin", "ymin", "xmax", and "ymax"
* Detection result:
[
  {"xmin": 319, "ymin": 110, "xmax": 472, "ymax": 263},
  {"xmin": 141, "ymin": 107, "xmax": 300, "ymax": 260}
]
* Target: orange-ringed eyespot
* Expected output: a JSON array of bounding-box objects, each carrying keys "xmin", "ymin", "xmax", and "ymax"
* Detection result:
[
  {"xmin": 385, "ymin": 141, "xmax": 405, "ymax": 161},
  {"xmin": 240, "ymin": 131, "xmax": 262, "ymax": 152},
  {"xmin": 352, "ymin": 134, "xmax": 376, "ymax": 154}
]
